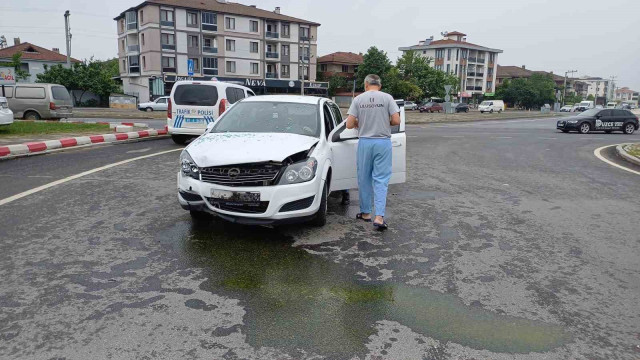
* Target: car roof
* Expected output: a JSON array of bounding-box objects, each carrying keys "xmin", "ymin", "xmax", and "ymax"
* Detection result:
[
  {"xmin": 242, "ymin": 95, "xmax": 323, "ymax": 105},
  {"xmin": 173, "ymin": 80, "xmax": 251, "ymax": 91}
]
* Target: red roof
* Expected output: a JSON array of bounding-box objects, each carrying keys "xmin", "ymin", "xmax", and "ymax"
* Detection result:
[
  {"xmin": 0, "ymin": 42, "xmax": 80, "ymax": 63},
  {"xmin": 317, "ymin": 52, "xmax": 363, "ymax": 65},
  {"xmin": 447, "ymin": 31, "xmax": 467, "ymax": 36},
  {"xmin": 616, "ymin": 87, "xmax": 635, "ymax": 93}
]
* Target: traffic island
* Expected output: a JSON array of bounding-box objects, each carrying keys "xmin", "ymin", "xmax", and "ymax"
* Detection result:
[
  {"xmin": 616, "ymin": 143, "xmax": 640, "ymax": 167},
  {"xmin": 404, "ymin": 110, "xmax": 566, "ymax": 124}
]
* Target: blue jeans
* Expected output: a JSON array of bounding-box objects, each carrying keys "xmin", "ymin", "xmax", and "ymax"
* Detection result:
[{"xmin": 357, "ymin": 137, "xmax": 392, "ymax": 217}]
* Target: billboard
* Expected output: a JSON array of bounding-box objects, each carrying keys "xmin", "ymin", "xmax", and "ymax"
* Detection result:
[{"xmin": 0, "ymin": 67, "xmax": 16, "ymax": 85}]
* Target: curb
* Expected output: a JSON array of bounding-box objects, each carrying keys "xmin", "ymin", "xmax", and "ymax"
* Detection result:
[
  {"xmin": 15, "ymin": 119, "xmax": 150, "ymax": 130},
  {"xmin": 406, "ymin": 113, "xmax": 565, "ymax": 125},
  {"xmin": 0, "ymin": 128, "xmax": 169, "ymax": 159},
  {"xmin": 616, "ymin": 144, "xmax": 640, "ymax": 167}
]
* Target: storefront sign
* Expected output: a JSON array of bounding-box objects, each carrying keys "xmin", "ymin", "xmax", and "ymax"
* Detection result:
[{"xmin": 0, "ymin": 67, "xmax": 16, "ymax": 85}]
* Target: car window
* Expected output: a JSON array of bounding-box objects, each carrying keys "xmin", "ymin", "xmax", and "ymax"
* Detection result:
[
  {"xmin": 1, "ymin": 86, "xmax": 14, "ymax": 98},
  {"xmin": 613, "ymin": 110, "xmax": 629, "ymax": 117},
  {"xmin": 156, "ymin": 98, "xmax": 167, "ymax": 104},
  {"xmin": 15, "ymin": 86, "xmax": 46, "ymax": 99},
  {"xmin": 329, "ymin": 103, "xmax": 342, "ymax": 127},
  {"xmin": 51, "ymin": 86, "xmax": 70, "ymax": 100},
  {"xmin": 174, "ymin": 85, "xmax": 218, "ymax": 106},
  {"xmin": 578, "ymin": 109, "xmax": 599, "ymax": 117},
  {"xmin": 212, "ymin": 101, "xmax": 320, "ymax": 138},
  {"xmin": 225, "ymin": 88, "xmax": 246, "ymax": 104},
  {"xmin": 322, "ymin": 103, "xmax": 335, "ymax": 139},
  {"xmin": 599, "ymin": 110, "xmax": 613, "ymax": 117},
  {"xmin": 247, "ymin": 90, "xmax": 255, "ymax": 97}
]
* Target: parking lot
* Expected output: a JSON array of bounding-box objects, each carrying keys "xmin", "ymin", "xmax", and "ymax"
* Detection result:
[{"xmin": 1, "ymin": 116, "xmax": 639, "ymax": 359}]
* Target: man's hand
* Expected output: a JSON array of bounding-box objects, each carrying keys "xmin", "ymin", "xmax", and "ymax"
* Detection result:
[
  {"xmin": 390, "ymin": 112, "xmax": 400, "ymax": 126},
  {"xmin": 346, "ymin": 114, "xmax": 358, "ymax": 129}
]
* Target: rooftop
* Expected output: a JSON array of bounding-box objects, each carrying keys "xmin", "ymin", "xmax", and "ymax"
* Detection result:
[
  {"xmin": 0, "ymin": 42, "xmax": 80, "ymax": 63},
  {"xmin": 115, "ymin": 0, "xmax": 320, "ymax": 26},
  {"xmin": 399, "ymin": 33, "xmax": 502, "ymax": 53},
  {"xmin": 497, "ymin": 65, "xmax": 571, "ymax": 82},
  {"xmin": 317, "ymin": 52, "xmax": 363, "ymax": 65}
]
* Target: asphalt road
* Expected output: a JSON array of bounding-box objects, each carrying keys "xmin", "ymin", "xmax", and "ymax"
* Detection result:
[{"xmin": 1, "ymin": 118, "xmax": 639, "ymax": 359}]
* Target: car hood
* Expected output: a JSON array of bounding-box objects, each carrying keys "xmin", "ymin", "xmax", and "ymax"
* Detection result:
[{"xmin": 186, "ymin": 132, "xmax": 319, "ymax": 167}]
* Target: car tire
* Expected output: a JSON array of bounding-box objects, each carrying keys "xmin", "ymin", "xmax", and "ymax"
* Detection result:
[
  {"xmin": 579, "ymin": 122, "xmax": 591, "ymax": 134},
  {"xmin": 465, "ymin": 109, "xmax": 469, "ymax": 113},
  {"xmin": 24, "ymin": 111, "xmax": 41, "ymax": 120},
  {"xmin": 419, "ymin": 109, "xmax": 423, "ymax": 113},
  {"xmin": 623, "ymin": 123, "xmax": 635, "ymax": 135},
  {"xmin": 310, "ymin": 181, "xmax": 328, "ymax": 227},
  {"xmin": 480, "ymin": 111, "xmax": 484, "ymax": 114},
  {"xmin": 171, "ymin": 134, "xmax": 189, "ymax": 145},
  {"xmin": 498, "ymin": 109, "xmax": 503, "ymax": 113},
  {"xmin": 146, "ymin": 107, "xmax": 153, "ymax": 112},
  {"xmin": 490, "ymin": 109, "xmax": 494, "ymax": 113}
]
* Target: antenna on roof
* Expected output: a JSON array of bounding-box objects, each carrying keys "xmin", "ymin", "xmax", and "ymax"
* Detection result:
[{"xmin": 440, "ymin": 31, "xmax": 448, "ymax": 37}]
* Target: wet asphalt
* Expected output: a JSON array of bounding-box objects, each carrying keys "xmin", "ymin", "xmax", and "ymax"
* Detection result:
[{"xmin": 0, "ymin": 117, "xmax": 639, "ymax": 359}]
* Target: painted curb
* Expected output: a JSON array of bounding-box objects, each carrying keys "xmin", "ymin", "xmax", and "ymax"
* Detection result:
[
  {"xmin": 0, "ymin": 128, "xmax": 169, "ymax": 159},
  {"xmin": 616, "ymin": 144, "xmax": 640, "ymax": 167}
]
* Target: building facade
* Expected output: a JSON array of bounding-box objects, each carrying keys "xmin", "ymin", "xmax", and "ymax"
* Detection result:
[
  {"xmin": 317, "ymin": 52, "xmax": 362, "ymax": 80},
  {"xmin": 0, "ymin": 40, "xmax": 80, "ymax": 83},
  {"xmin": 115, "ymin": 0, "xmax": 323, "ymax": 102},
  {"xmin": 615, "ymin": 87, "xmax": 638, "ymax": 105},
  {"xmin": 399, "ymin": 31, "xmax": 502, "ymax": 102},
  {"xmin": 578, "ymin": 77, "xmax": 612, "ymax": 103}
]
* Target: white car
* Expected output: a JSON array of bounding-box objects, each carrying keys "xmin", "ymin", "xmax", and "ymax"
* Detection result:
[
  {"xmin": 138, "ymin": 96, "xmax": 169, "ymax": 112},
  {"xmin": 404, "ymin": 101, "xmax": 418, "ymax": 110},
  {"xmin": 177, "ymin": 95, "xmax": 407, "ymax": 226},
  {"xmin": 560, "ymin": 105, "xmax": 573, "ymax": 112},
  {"xmin": 168, "ymin": 80, "xmax": 255, "ymax": 144},
  {"xmin": 0, "ymin": 97, "xmax": 13, "ymax": 126}
]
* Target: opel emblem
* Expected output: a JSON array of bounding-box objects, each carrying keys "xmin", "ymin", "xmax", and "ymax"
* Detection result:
[{"xmin": 228, "ymin": 168, "xmax": 241, "ymax": 178}]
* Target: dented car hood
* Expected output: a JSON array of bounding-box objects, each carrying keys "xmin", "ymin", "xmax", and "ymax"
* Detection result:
[{"xmin": 187, "ymin": 132, "xmax": 319, "ymax": 167}]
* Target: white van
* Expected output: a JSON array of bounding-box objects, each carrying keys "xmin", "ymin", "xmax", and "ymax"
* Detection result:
[
  {"xmin": 168, "ymin": 80, "xmax": 255, "ymax": 144},
  {"xmin": 606, "ymin": 102, "xmax": 617, "ymax": 109},
  {"xmin": 478, "ymin": 100, "xmax": 504, "ymax": 113}
]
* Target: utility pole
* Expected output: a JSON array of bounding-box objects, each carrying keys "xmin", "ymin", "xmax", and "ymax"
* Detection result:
[
  {"xmin": 562, "ymin": 70, "xmax": 577, "ymax": 106},
  {"xmin": 64, "ymin": 10, "xmax": 71, "ymax": 67}
]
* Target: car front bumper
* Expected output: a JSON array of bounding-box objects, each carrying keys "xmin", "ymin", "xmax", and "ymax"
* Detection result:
[
  {"xmin": 177, "ymin": 171, "xmax": 324, "ymax": 225},
  {"xmin": 557, "ymin": 121, "xmax": 579, "ymax": 130}
]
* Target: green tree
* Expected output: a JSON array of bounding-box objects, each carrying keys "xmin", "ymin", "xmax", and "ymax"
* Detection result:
[
  {"xmin": 564, "ymin": 93, "xmax": 583, "ymax": 105},
  {"xmin": 385, "ymin": 67, "xmax": 423, "ymax": 100},
  {"xmin": 495, "ymin": 74, "xmax": 556, "ymax": 109},
  {"xmin": 586, "ymin": 94, "xmax": 595, "ymax": 101},
  {"xmin": 327, "ymin": 75, "xmax": 348, "ymax": 97},
  {"xmin": 395, "ymin": 50, "xmax": 458, "ymax": 99},
  {"xmin": 355, "ymin": 46, "xmax": 392, "ymax": 90},
  {"xmin": 8, "ymin": 52, "xmax": 30, "ymax": 81}
]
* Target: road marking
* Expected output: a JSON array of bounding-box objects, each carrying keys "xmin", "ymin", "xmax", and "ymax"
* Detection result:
[
  {"xmin": 582, "ymin": 137, "xmax": 604, "ymax": 140},
  {"xmin": 593, "ymin": 145, "xmax": 640, "ymax": 176},
  {"xmin": 126, "ymin": 147, "xmax": 152, "ymax": 154},
  {"xmin": 0, "ymin": 148, "xmax": 183, "ymax": 206},
  {"xmin": 539, "ymin": 137, "xmax": 557, "ymax": 140},
  {"xmin": 442, "ymin": 135, "xmax": 466, "ymax": 138},
  {"xmin": 494, "ymin": 136, "xmax": 513, "ymax": 139}
]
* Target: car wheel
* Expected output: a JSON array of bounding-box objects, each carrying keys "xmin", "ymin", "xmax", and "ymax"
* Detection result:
[
  {"xmin": 623, "ymin": 123, "xmax": 635, "ymax": 135},
  {"xmin": 310, "ymin": 181, "xmax": 328, "ymax": 227},
  {"xmin": 146, "ymin": 107, "xmax": 153, "ymax": 112},
  {"xmin": 480, "ymin": 111, "xmax": 484, "ymax": 114},
  {"xmin": 419, "ymin": 109, "xmax": 423, "ymax": 113},
  {"xmin": 465, "ymin": 109, "xmax": 469, "ymax": 113},
  {"xmin": 579, "ymin": 122, "xmax": 591, "ymax": 134},
  {"xmin": 24, "ymin": 111, "xmax": 41, "ymax": 120},
  {"xmin": 490, "ymin": 109, "xmax": 494, "ymax": 113},
  {"xmin": 498, "ymin": 109, "xmax": 503, "ymax": 113},
  {"xmin": 171, "ymin": 134, "xmax": 189, "ymax": 145}
]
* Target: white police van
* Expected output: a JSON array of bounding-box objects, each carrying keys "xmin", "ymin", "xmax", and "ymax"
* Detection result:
[{"xmin": 168, "ymin": 80, "xmax": 255, "ymax": 144}]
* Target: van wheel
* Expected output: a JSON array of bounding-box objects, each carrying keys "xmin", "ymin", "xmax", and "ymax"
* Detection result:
[
  {"xmin": 579, "ymin": 122, "xmax": 591, "ymax": 134},
  {"xmin": 145, "ymin": 107, "xmax": 153, "ymax": 112},
  {"xmin": 623, "ymin": 123, "xmax": 635, "ymax": 135},
  {"xmin": 24, "ymin": 111, "xmax": 41, "ymax": 120},
  {"xmin": 171, "ymin": 134, "xmax": 189, "ymax": 145},
  {"xmin": 498, "ymin": 109, "xmax": 503, "ymax": 113},
  {"xmin": 310, "ymin": 181, "xmax": 328, "ymax": 227}
]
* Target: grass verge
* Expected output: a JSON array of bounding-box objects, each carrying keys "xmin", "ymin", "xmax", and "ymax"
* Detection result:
[
  {"xmin": 0, "ymin": 121, "xmax": 109, "ymax": 137},
  {"xmin": 624, "ymin": 144, "xmax": 640, "ymax": 158}
]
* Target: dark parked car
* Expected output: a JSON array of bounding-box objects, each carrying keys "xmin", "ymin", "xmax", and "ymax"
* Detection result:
[
  {"xmin": 557, "ymin": 109, "xmax": 639, "ymax": 134},
  {"xmin": 419, "ymin": 102, "xmax": 443, "ymax": 113},
  {"xmin": 455, "ymin": 103, "xmax": 469, "ymax": 113}
]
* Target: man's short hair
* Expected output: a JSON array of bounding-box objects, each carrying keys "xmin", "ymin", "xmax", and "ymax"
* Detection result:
[{"xmin": 364, "ymin": 74, "xmax": 381, "ymax": 87}]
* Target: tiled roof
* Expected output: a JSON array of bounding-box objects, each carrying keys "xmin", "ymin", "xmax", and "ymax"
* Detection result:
[
  {"xmin": 116, "ymin": 0, "xmax": 320, "ymax": 26},
  {"xmin": 496, "ymin": 65, "xmax": 532, "ymax": 78},
  {"xmin": 317, "ymin": 52, "xmax": 363, "ymax": 65},
  {"xmin": 616, "ymin": 87, "xmax": 635, "ymax": 93},
  {"xmin": 400, "ymin": 39, "xmax": 502, "ymax": 53},
  {"xmin": 0, "ymin": 42, "xmax": 80, "ymax": 63},
  {"xmin": 446, "ymin": 31, "xmax": 467, "ymax": 36}
]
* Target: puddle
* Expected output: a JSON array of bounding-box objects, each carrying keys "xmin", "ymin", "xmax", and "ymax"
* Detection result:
[{"xmin": 167, "ymin": 219, "xmax": 570, "ymax": 357}]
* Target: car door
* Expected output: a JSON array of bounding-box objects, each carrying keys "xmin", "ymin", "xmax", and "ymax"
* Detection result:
[
  {"xmin": 328, "ymin": 100, "xmax": 406, "ymax": 191},
  {"xmin": 595, "ymin": 109, "xmax": 613, "ymax": 130}
]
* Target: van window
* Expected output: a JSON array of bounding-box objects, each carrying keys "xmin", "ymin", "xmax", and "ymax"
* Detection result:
[
  {"xmin": 1, "ymin": 86, "xmax": 13, "ymax": 98},
  {"xmin": 51, "ymin": 86, "xmax": 71, "ymax": 100},
  {"xmin": 174, "ymin": 84, "xmax": 218, "ymax": 106},
  {"xmin": 16, "ymin": 86, "xmax": 46, "ymax": 99},
  {"xmin": 225, "ymin": 87, "xmax": 245, "ymax": 104}
]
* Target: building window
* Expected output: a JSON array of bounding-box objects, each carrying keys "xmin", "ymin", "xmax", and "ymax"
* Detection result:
[
  {"xmin": 250, "ymin": 20, "xmax": 259, "ymax": 32},
  {"xmin": 300, "ymin": 27, "xmax": 310, "ymax": 40},
  {"xmin": 188, "ymin": 35, "xmax": 198, "ymax": 48},
  {"xmin": 455, "ymin": 64, "xmax": 458, "ymax": 75},
  {"xmin": 121, "ymin": 39, "xmax": 125, "ymax": 51},
  {"xmin": 202, "ymin": 12, "xmax": 217, "ymax": 31},
  {"xmin": 141, "ymin": 33, "xmax": 145, "ymax": 46},
  {"xmin": 187, "ymin": 12, "xmax": 198, "ymax": 26},
  {"xmin": 122, "ymin": 59, "xmax": 126, "ymax": 71},
  {"xmin": 319, "ymin": 64, "xmax": 327, "ymax": 72},
  {"xmin": 456, "ymin": 49, "xmax": 459, "ymax": 60},
  {"xmin": 282, "ymin": 24, "xmax": 290, "ymax": 37},
  {"xmin": 435, "ymin": 49, "xmax": 444, "ymax": 59},
  {"xmin": 342, "ymin": 65, "xmax": 349, "ymax": 73},
  {"xmin": 160, "ymin": 10, "xmax": 174, "ymax": 26},
  {"xmin": 139, "ymin": 10, "xmax": 144, "ymax": 24},
  {"xmin": 446, "ymin": 64, "xmax": 450, "ymax": 73},
  {"xmin": 281, "ymin": 45, "xmax": 289, "ymax": 56},
  {"xmin": 226, "ymin": 61, "xmax": 236, "ymax": 73},
  {"xmin": 250, "ymin": 62, "xmax": 259, "ymax": 74},
  {"xmin": 142, "ymin": 56, "xmax": 146, "ymax": 70},
  {"xmin": 129, "ymin": 55, "xmax": 140, "ymax": 73},
  {"xmin": 203, "ymin": 57, "xmax": 218, "ymax": 75},
  {"xmin": 282, "ymin": 64, "xmax": 290, "ymax": 77},
  {"xmin": 226, "ymin": 39, "xmax": 235, "ymax": 51},
  {"xmin": 225, "ymin": 17, "xmax": 235, "ymax": 30},
  {"xmin": 162, "ymin": 56, "xmax": 176, "ymax": 72},
  {"xmin": 250, "ymin": 41, "xmax": 259, "ymax": 53},
  {"xmin": 203, "ymin": 37, "xmax": 217, "ymax": 53},
  {"xmin": 447, "ymin": 49, "xmax": 451, "ymax": 60},
  {"xmin": 189, "ymin": 58, "xmax": 200, "ymax": 71},
  {"xmin": 161, "ymin": 33, "xmax": 175, "ymax": 50},
  {"xmin": 423, "ymin": 50, "xmax": 426, "ymax": 54},
  {"xmin": 126, "ymin": 11, "xmax": 137, "ymax": 30}
]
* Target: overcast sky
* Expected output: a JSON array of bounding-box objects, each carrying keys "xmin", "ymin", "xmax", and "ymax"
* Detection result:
[{"xmin": 2, "ymin": 0, "xmax": 639, "ymax": 89}]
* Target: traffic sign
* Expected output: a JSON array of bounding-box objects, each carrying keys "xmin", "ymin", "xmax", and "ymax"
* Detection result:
[
  {"xmin": 187, "ymin": 59, "xmax": 194, "ymax": 76},
  {"xmin": 444, "ymin": 85, "xmax": 452, "ymax": 94}
]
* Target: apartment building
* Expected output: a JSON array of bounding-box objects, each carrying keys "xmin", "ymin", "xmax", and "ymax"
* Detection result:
[
  {"xmin": 317, "ymin": 52, "xmax": 363, "ymax": 80},
  {"xmin": 115, "ymin": 0, "xmax": 324, "ymax": 102},
  {"xmin": 579, "ymin": 77, "xmax": 612, "ymax": 103},
  {"xmin": 399, "ymin": 31, "xmax": 502, "ymax": 102},
  {"xmin": 615, "ymin": 87, "xmax": 639, "ymax": 105}
]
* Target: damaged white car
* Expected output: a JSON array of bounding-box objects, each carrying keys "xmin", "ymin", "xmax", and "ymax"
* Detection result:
[{"xmin": 178, "ymin": 95, "xmax": 406, "ymax": 226}]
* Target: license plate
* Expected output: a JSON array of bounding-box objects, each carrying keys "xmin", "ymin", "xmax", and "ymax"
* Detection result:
[
  {"xmin": 185, "ymin": 118, "xmax": 202, "ymax": 123},
  {"xmin": 211, "ymin": 190, "xmax": 260, "ymax": 202}
]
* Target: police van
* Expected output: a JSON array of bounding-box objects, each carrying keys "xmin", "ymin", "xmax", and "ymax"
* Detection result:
[{"xmin": 168, "ymin": 80, "xmax": 255, "ymax": 144}]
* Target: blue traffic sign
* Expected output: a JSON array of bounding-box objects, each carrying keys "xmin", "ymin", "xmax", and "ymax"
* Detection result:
[{"xmin": 187, "ymin": 59, "xmax": 194, "ymax": 76}]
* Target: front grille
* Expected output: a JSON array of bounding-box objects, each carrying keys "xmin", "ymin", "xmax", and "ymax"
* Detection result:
[
  {"xmin": 179, "ymin": 190, "xmax": 203, "ymax": 202},
  {"xmin": 279, "ymin": 196, "xmax": 315, "ymax": 213},
  {"xmin": 200, "ymin": 162, "xmax": 282, "ymax": 187},
  {"xmin": 206, "ymin": 198, "xmax": 270, "ymax": 214}
]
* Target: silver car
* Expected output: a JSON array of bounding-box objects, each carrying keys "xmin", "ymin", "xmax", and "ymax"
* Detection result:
[
  {"xmin": 404, "ymin": 101, "xmax": 418, "ymax": 111},
  {"xmin": 138, "ymin": 96, "xmax": 169, "ymax": 112},
  {"xmin": 3, "ymin": 83, "xmax": 73, "ymax": 120}
]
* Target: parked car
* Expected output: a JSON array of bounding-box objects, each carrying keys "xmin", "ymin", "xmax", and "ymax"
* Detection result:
[
  {"xmin": 404, "ymin": 101, "xmax": 418, "ymax": 111},
  {"xmin": 2, "ymin": 83, "xmax": 73, "ymax": 120},
  {"xmin": 574, "ymin": 101, "xmax": 595, "ymax": 112},
  {"xmin": 138, "ymin": 96, "xmax": 169, "ymax": 112},
  {"xmin": 560, "ymin": 105, "xmax": 573, "ymax": 112},
  {"xmin": 168, "ymin": 80, "xmax": 256, "ymax": 144},
  {"xmin": 0, "ymin": 97, "xmax": 13, "ymax": 126},
  {"xmin": 454, "ymin": 103, "xmax": 469, "ymax": 113},
  {"xmin": 478, "ymin": 100, "xmax": 504, "ymax": 113},
  {"xmin": 606, "ymin": 102, "xmax": 617, "ymax": 109},
  {"xmin": 557, "ymin": 108, "xmax": 638, "ymax": 134},
  {"xmin": 177, "ymin": 95, "xmax": 407, "ymax": 226},
  {"xmin": 419, "ymin": 102, "xmax": 443, "ymax": 113},
  {"xmin": 570, "ymin": 104, "xmax": 581, "ymax": 112}
]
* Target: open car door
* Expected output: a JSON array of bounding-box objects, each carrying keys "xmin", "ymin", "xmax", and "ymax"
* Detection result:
[{"xmin": 328, "ymin": 100, "xmax": 406, "ymax": 191}]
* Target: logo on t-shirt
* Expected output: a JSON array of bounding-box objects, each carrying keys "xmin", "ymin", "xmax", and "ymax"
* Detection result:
[{"xmin": 360, "ymin": 98, "xmax": 384, "ymax": 109}]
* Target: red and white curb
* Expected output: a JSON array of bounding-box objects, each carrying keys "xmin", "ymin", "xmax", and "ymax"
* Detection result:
[
  {"xmin": 0, "ymin": 128, "xmax": 169, "ymax": 158},
  {"xmin": 17, "ymin": 119, "xmax": 150, "ymax": 128}
]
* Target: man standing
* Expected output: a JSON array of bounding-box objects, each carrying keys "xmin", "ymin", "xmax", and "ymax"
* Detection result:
[{"xmin": 346, "ymin": 74, "xmax": 400, "ymax": 230}]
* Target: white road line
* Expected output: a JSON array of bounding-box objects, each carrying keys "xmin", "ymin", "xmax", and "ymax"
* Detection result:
[
  {"xmin": 593, "ymin": 145, "xmax": 640, "ymax": 176},
  {"xmin": 539, "ymin": 137, "xmax": 557, "ymax": 140},
  {"xmin": 126, "ymin": 147, "xmax": 152, "ymax": 154},
  {"xmin": 441, "ymin": 135, "xmax": 466, "ymax": 138},
  {"xmin": 0, "ymin": 148, "xmax": 183, "ymax": 206},
  {"xmin": 494, "ymin": 136, "xmax": 513, "ymax": 139}
]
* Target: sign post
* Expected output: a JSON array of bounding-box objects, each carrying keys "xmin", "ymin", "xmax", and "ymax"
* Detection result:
[
  {"xmin": 187, "ymin": 59, "xmax": 194, "ymax": 77},
  {"xmin": 444, "ymin": 85, "xmax": 453, "ymax": 114},
  {"xmin": 0, "ymin": 67, "xmax": 17, "ymax": 97}
]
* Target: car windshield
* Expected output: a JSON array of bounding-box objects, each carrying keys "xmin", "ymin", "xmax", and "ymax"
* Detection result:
[
  {"xmin": 481, "ymin": 101, "xmax": 491, "ymax": 105},
  {"xmin": 578, "ymin": 109, "xmax": 600, "ymax": 117},
  {"xmin": 212, "ymin": 101, "xmax": 320, "ymax": 138}
]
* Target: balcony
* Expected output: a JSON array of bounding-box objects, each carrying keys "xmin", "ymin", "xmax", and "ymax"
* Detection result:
[
  {"xmin": 127, "ymin": 22, "xmax": 137, "ymax": 30},
  {"xmin": 468, "ymin": 57, "xmax": 477, "ymax": 62},
  {"xmin": 202, "ymin": 46, "xmax": 218, "ymax": 54},
  {"xmin": 475, "ymin": 86, "xmax": 483, "ymax": 90},
  {"xmin": 266, "ymin": 31, "xmax": 279, "ymax": 39},
  {"xmin": 129, "ymin": 66, "xmax": 140, "ymax": 73},
  {"xmin": 299, "ymin": 55, "xmax": 310, "ymax": 62},
  {"xmin": 162, "ymin": 67, "xmax": 176, "ymax": 73},
  {"xmin": 300, "ymin": 36, "xmax": 310, "ymax": 42},
  {"xmin": 203, "ymin": 68, "xmax": 218, "ymax": 76},
  {"xmin": 202, "ymin": 23, "xmax": 217, "ymax": 32},
  {"xmin": 477, "ymin": 58, "xmax": 486, "ymax": 63},
  {"xmin": 476, "ymin": 72, "xmax": 484, "ymax": 77},
  {"xmin": 127, "ymin": 45, "xmax": 139, "ymax": 52},
  {"xmin": 161, "ymin": 20, "xmax": 174, "ymax": 27},
  {"xmin": 266, "ymin": 72, "xmax": 277, "ymax": 79},
  {"xmin": 266, "ymin": 52, "xmax": 279, "ymax": 59},
  {"xmin": 466, "ymin": 86, "xmax": 475, "ymax": 91},
  {"xmin": 467, "ymin": 72, "xmax": 476, "ymax": 77},
  {"xmin": 161, "ymin": 43, "xmax": 176, "ymax": 51}
]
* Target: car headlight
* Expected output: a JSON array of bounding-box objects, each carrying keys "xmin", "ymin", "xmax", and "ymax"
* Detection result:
[
  {"xmin": 180, "ymin": 150, "xmax": 200, "ymax": 179},
  {"xmin": 278, "ymin": 157, "xmax": 318, "ymax": 185},
  {"xmin": 568, "ymin": 120, "xmax": 578, "ymax": 124}
]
